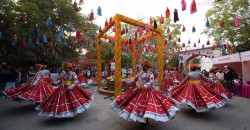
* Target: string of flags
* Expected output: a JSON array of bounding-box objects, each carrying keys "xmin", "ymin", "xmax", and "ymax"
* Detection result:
[{"xmin": 1, "ymin": 0, "xmax": 240, "ymax": 57}]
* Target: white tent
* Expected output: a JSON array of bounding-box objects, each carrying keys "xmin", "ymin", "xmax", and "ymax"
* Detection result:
[
  {"xmin": 240, "ymin": 51, "xmax": 250, "ymax": 83},
  {"xmin": 212, "ymin": 53, "xmax": 242, "ymax": 78}
]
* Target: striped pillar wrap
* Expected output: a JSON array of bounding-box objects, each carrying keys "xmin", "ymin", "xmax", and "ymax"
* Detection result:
[
  {"xmin": 97, "ymin": 38, "xmax": 102, "ymax": 88},
  {"xmin": 114, "ymin": 17, "xmax": 122, "ymax": 97},
  {"xmin": 157, "ymin": 32, "xmax": 164, "ymax": 89},
  {"xmin": 131, "ymin": 41, "xmax": 136, "ymax": 77}
]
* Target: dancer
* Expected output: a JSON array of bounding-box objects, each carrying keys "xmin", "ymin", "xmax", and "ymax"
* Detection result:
[
  {"xmin": 207, "ymin": 67, "xmax": 232, "ymax": 100},
  {"xmin": 3, "ymin": 64, "xmax": 54, "ymax": 103},
  {"xmin": 172, "ymin": 67, "xmax": 180, "ymax": 85},
  {"xmin": 170, "ymin": 64, "xmax": 229, "ymax": 113},
  {"xmin": 78, "ymin": 70, "xmax": 88, "ymax": 87},
  {"xmin": 110, "ymin": 60, "xmax": 179, "ymax": 123},
  {"xmin": 36, "ymin": 62, "xmax": 93, "ymax": 118},
  {"xmin": 161, "ymin": 65, "xmax": 174, "ymax": 93}
]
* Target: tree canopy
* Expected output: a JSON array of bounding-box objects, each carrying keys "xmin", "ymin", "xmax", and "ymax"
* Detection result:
[
  {"xmin": 204, "ymin": 0, "xmax": 250, "ymax": 52},
  {"xmin": 0, "ymin": 0, "xmax": 98, "ymax": 68}
]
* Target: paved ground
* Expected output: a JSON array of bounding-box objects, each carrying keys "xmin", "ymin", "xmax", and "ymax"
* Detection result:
[{"xmin": 0, "ymin": 86, "xmax": 250, "ymax": 130}]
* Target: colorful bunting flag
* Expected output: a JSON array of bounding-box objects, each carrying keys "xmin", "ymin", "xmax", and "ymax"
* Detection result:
[
  {"xmin": 192, "ymin": 26, "xmax": 196, "ymax": 33},
  {"xmin": 234, "ymin": 16, "xmax": 240, "ymax": 27},
  {"xmin": 174, "ymin": 9, "xmax": 179, "ymax": 23},
  {"xmin": 181, "ymin": 0, "xmax": 186, "ymax": 11},
  {"xmin": 59, "ymin": 26, "xmax": 64, "ymax": 36},
  {"xmin": 68, "ymin": 23, "xmax": 73, "ymax": 31},
  {"xmin": 182, "ymin": 25, "xmax": 185, "ymax": 32},
  {"xmin": 205, "ymin": 18, "xmax": 210, "ymax": 27},
  {"xmin": 190, "ymin": 0, "xmax": 197, "ymax": 14},
  {"xmin": 165, "ymin": 7, "xmax": 170, "ymax": 18},
  {"xmin": 97, "ymin": 6, "xmax": 102, "ymax": 16},
  {"xmin": 89, "ymin": 9, "xmax": 94, "ymax": 21},
  {"xmin": 34, "ymin": 24, "xmax": 39, "ymax": 37},
  {"xmin": 43, "ymin": 35, "xmax": 48, "ymax": 43}
]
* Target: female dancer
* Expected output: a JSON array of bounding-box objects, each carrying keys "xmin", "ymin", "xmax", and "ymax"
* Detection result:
[
  {"xmin": 4, "ymin": 64, "xmax": 54, "ymax": 103},
  {"xmin": 110, "ymin": 60, "xmax": 179, "ymax": 124},
  {"xmin": 36, "ymin": 62, "xmax": 93, "ymax": 118},
  {"xmin": 170, "ymin": 64, "xmax": 229, "ymax": 112}
]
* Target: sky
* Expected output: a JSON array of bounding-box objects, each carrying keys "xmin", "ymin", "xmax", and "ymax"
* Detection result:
[{"xmin": 78, "ymin": 0, "xmax": 213, "ymax": 50}]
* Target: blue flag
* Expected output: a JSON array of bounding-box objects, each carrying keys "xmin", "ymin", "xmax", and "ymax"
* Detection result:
[
  {"xmin": 59, "ymin": 26, "xmax": 64, "ymax": 36},
  {"xmin": 97, "ymin": 6, "xmax": 102, "ymax": 16},
  {"xmin": 43, "ymin": 35, "xmax": 48, "ymax": 43},
  {"xmin": 205, "ymin": 18, "xmax": 210, "ymax": 27}
]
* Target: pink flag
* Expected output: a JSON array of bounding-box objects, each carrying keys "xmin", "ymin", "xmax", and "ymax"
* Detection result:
[
  {"xmin": 181, "ymin": 0, "xmax": 186, "ymax": 11},
  {"xmin": 234, "ymin": 16, "xmax": 240, "ymax": 27}
]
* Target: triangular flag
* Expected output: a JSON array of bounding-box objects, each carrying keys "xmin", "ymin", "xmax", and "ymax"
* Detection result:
[
  {"xmin": 190, "ymin": 0, "xmax": 197, "ymax": 14},
  {"xmin": 220, "ymin": 20, "xmax": 224, "ymax": 28},
  {"xmin": 182, "ymin": 43, "xmax": 185, "ymax": 47},
  {"xmin": 226, "ymin": 41, "xmax": 229, "ymax": 48},
  {"xmin": 59, "ymin": 26, "xmax": 64, "ymax": 36},
  {"xmin": 68, "ymin": 23, "xmax": 73, "ymax": 31},
  {"xmin": 216, "ymin": 42, "xmax": 220, "ymax": 47},
  {"xmin": 234, "ymin": 16, "xmax": 240, "ymax": 27},
  {"xmin": 160, "ymin": 15, "xmax": 164, "ymax": 24},
  {"xmin": 28, "ymin": 35, "xmax": 32, "ymax": 44},
  {"xmin": 206, "ymin": 40, "xmax": 210, "ymax": 45},
  {"xmin": 205, "ymin": 18, "xmax": 210, "ymax": 27},
  {"xmin": 97, "ymin": 6, "xmax": 102, "ymax": 16},
  {"xmin": 89, "ymin": 9, "xmax": 94, "ymax": 21},
  {"xmin": 169, "ymin": 44, "xmax": 173, "ymax": 49},
  {"xmin": 165, "ymin": 7, "xmax": 170, "ymax": 18},
  {"xmin": 178, "ymin": 37, "xmax": 181, "ymax": 42},
  {"xmin": 74, "ymin": 0, "xmax": 78, "ymax": 12},
  {"xmin": 153, "ymin": 20, "xmax": 157, "ymax": 29},
  {"xmin": 57, "ymin": 35, "xmax": 61, "ymax": 43},
  {"xmin": 79, "ymin": 0, "xmax": 84, "ymax": 5},
  {"xmin": 167, "ymin": 28, "xmax": 170, "ymax": 34},
  {"xmin": 64, "ymin": 39, "xmax": 67, "ymax": 46},
  {"xmin": 36, "ymin": 38, "xmax": 39, "ymax": 45},
  {"xmin": 43, "ymin": 35, "xmax": 48, "ymax": 43},
  {"xmin": 212, "ymin": 45, "xmax": 215, "ymax": 50},
  {"xmin": 181, "ymin": 0, "xmax": 186, "ymax": 11},
  {"xmin": 221, "ymin": 45, "xmax": 225, "ymax": 51},
  {"xmin": 149, "ymin": 16, "xmax": 153, "ymax": 25},
  {"xmin": 165, "ymin": 39, "xmax": 168, "ymax": 44},
  {"xmin": 105, "ymin": 19, "xmax": 108, "ymax": 27},
  {"xmin": 182, "ymin": 25, "xmax": 185, "ymax": 32},
  {"xmin": 192, "ymin": 26, "xmax": 196, "ymax": 33},
  {"xmin": 34, "ymin": 24, "xmax": 39, "ymax": 37},
  {"xmin": 174, "ymin": 9, "xmax": 179, "ymax": 23}
]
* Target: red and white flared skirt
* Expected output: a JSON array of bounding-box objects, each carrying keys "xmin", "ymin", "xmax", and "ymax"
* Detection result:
[
  {"xmin": 4, "ymin": 81, "xmax": 55, "ymax": 103},
  {"xmin": 203, "ymin": 81, "xmax": 232, "ymax": 100},
  {"xmin": 37, "ymin": 85, "xmax": 93, "ymax": 118},
  {"xmin": 3, "ymin": 83, "xmax": 31, "ymax": 101},
  {"xmin": 171, "ymin": 83, "xmax": 228, "ymax": 112},
  {"xmin": 110, "ymin": 86, "xmax": 180, "ymax": 123},
  {"xmin": 19, "ymin": 81, "xmax": 55, "ymax": 103},
  {"xmin": 161, "ymin": 78, "xmax": 174, "ymax": 93},
  {"xmin": 78, "ymin": 75, "xmax": 88, "ymax": 87}
]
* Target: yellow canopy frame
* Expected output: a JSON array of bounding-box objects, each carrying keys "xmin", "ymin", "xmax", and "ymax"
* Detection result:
[{"xmin": 97, "ymin": 14, "xmax": 164, "ymax": 97}]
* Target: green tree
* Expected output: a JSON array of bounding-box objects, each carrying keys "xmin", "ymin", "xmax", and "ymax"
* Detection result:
[
  {"xmin": 145, "ymin": 17, "xmax": 182, "ymax": 68},
  {"xmin": 0, "ymin": 0, "xmax": 98, "ymax": 68},
  {"xmin": 191, "ymin": 58, "xmax": 201, "ymax": 64},
  {"xmin": 204, "ymin": 0, "xmax": 250, "ymax": 50}
]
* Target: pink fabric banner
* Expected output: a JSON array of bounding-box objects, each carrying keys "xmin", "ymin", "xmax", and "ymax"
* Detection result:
[{"xmin": 212, "ymin": 53, "xmax": 241, "ymax": 64}]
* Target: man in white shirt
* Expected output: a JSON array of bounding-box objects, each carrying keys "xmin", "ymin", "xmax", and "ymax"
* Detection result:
[{"xmin": 216, "ymin": 69, "xmax": 224, "ymax": 83}]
